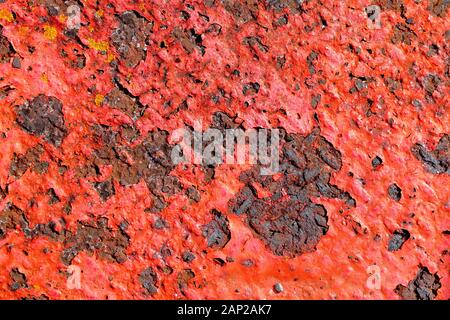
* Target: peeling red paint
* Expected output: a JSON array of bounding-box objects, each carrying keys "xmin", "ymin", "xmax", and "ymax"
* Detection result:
[{"xmin": 0, "ymin": 0, "xmax": 448, "ymax": 300}]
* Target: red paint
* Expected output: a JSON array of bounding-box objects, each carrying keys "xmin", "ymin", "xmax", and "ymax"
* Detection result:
[{"xmin": 0, "ymin": 0, "xmax": 448, "ymax": 299}]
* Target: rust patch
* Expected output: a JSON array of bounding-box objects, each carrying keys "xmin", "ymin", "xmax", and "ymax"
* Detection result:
[
  {"xmin": 111, "ymin": 11, "xmax": 153, "ymax": 68},
  {"xmin": 395, "ymin": 267, "xmax": 442, "ymax": 300},
  {"xmin": 229, "ymin": 129, "xmax": 354, "ymax": 257},
  {"xmin": 15, "ymin": 95, "xmax": 67, "ymax": 147}
]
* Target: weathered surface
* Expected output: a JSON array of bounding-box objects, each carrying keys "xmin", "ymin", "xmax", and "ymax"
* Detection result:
[
  {"xmin": 395, "ymin": 267, "xmax": 442, "ymax": 300},
  {"xmin": 15, "ymin": 95, "xmax": 67, "ymax": 147},
  {"xmin": 0, "ymin": 0, "xmax": 448, "ymax": 300},
  {"xmin": 229, "ymin": 130, "xmax": 353, "ymax": 257}
]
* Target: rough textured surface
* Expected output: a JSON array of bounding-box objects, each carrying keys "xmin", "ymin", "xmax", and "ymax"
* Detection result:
[
  {"xmin": 394, "ymin": 266, "xmax": 442, "ymax": 300},
  {"xmin": 15, "ymin": 95, "xmax": 67, "ymax": 147},
  {"xmin": 0, "ymin": 0, "xmax": 448, "ymax": 300},
  {"xmin": 229, "ymin": 129, "xmax": 353, "ymax": 257}
]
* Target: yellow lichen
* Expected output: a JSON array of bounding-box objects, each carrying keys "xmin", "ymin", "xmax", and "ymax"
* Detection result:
[
  {"xmin": 58, "ymin": 14, "xmax": 67, "ymax": 23},
  {"xmin": 106, "ymin": 53, "xmax": 115, "ymax": 63},
  {"xmin": 88, "ymin": 38, "xmax": 109, "ymax": 52},
  {"xmin": 40, "ymin": 73, "xmax": 49, "ymax": 83},
  {"xmin": 0, "ymin": 9, "xmax": 14, "ymax": 23},
  {"xmin": 43, "ymin": 25, "xmax": 58, "ymax": 40},
  {"xmin": 94, "ymin": 94, "xmax": 104, "ymax": 106}
]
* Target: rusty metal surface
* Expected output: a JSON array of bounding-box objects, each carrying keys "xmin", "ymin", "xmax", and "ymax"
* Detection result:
[{"xmin": 0, "ymin": 0, "xmax": 448, "ymax": 299}]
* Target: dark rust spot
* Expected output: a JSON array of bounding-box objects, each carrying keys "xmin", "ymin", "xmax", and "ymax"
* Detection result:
[
  {"xmin": 395, "ymin": 267, "xmax": 441, "ymax": 300},
  {"xmin": 15, "ymin": 95, "xmax": 67, "ymax": 147}
]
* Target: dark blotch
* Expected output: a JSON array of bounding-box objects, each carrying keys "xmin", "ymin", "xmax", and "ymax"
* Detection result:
[
  {"xmin": 388, "ymin": 183, "xmax": 402, "ymax": 202},
  {"xmin": 94, "ymin": 180, "xmax": 115, "ymax": 201},
  {"xmin": 15, "ymin": 95, "xmax": 67, "ymax": 147},
  {"xmin": 139, "ymin": 267, "xmax": 158, "ymax": 294},
  {"xmin": 411, "ymin": 135, "xmax": 449, "ymax": 174},
  {"xmin": 372, "ymin": 156, "xmax": 383, "ymax": 169},
  {"xmin": 395, "ymin": 266, "xmax": 441, "ymax": 300},
  {"xmin": 388, "ymin": 229, "xmax": 410, "ymax": 251},
  {"xmin": 9, "ymin": 268, "xmax": 27, "ymax": 291},
  {"xmin": 202, "ymin": 209, "xmax": 231, "ymax": 249}
]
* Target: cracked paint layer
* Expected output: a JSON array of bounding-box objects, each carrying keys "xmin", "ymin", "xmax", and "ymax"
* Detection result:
[{"xmin": 0, "ymin": 0, "xmax": 448, "ymax": 300}]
